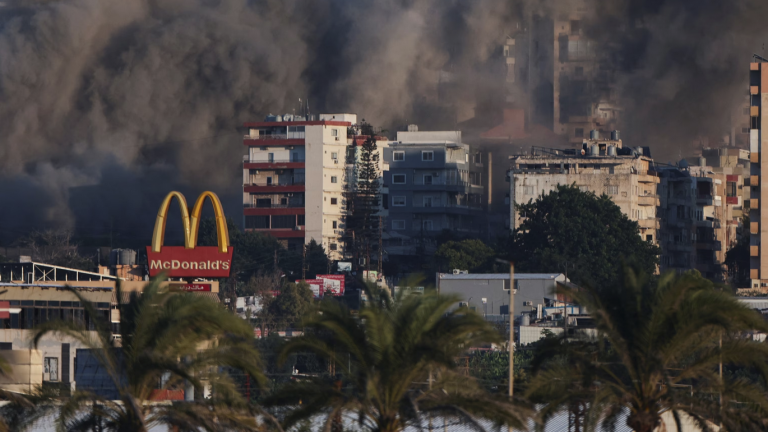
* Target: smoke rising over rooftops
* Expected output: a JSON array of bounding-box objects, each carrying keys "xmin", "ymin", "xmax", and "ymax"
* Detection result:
[{"xmin": 0, "ymin": 0, "xmax": 765, "ymax": 241}]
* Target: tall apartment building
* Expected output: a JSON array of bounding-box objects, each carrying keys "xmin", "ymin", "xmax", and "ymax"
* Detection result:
[
  {"xmin": 508, "ymin": 131, "xmax": 659, "ymax": 242},
  {"xmin": 242, "ymin": 113, "xmax": 359, "ymax": 260},
  {"xmin": 750, "ymin": 61, "xmax": 768, "ymax": 289},
  {"xmin": 382, "ymin": 128, "xmax": 485, "ymax": 256},
  {"xmin": 656, "ymin": 165, "xmax": 730, "ymax": 280}
]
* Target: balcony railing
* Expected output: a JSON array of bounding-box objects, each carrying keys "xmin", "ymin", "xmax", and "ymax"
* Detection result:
[
  {"xmin": 247, "ymin": 178, "xmax": 305, "ymax": 186},
  {"xmin": 243, "ymin": 203, "xmax": 304, "ymax": 209},
  {"xmin": 244, "ymin": 134, "xmax": 288, "ymax": 140},
  {"xmin": 244, "ymin": 158, "xmax": 305, "ymax": 163}
]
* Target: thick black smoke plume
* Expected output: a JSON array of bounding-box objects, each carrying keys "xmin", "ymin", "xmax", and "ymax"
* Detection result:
[{"xmin": 0, "ymin": 0, "xmax": 765, "ymax": 242}]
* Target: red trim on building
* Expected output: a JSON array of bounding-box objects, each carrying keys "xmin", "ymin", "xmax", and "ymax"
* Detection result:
[
  {"xmin": 244, "ymin": 185, "xmax": 305, "ymax": 193},
  {"xmin": 243, "ymin": 138, "xmax": 305, "ymax": 146},
  {"xmin": 726, "ymin": 175, "xmax": 739, "ymax": 182},
  {"xmin": 726, "ymin": 196, "xmax": 739, "ymax": 205},
  {"xmin": 349, "ymin": 135, "xmax": 388, "ymax": 146},
  {"xmin": 244, "ymin": 121, "xmax": 352, "ymax": 127},
  {"xmin": 244, "ymin": 208, "xmax": 305, "ymax": 216},
  {"xmin": 150, "ymin": 390, "xmax": 185, "ymax": 401},
  {"xmin": 245, "ymin": 229, "xmax": 306, "ymax": 238},
  {"xmin": 244, "ymin": 162, "xmax": 305, "ymax": 169}
]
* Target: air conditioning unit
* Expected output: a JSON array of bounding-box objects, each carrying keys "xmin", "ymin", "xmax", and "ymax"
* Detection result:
[
  {"xmin": 334, "ymin": 160, "xmax": 339, "ymax": 164},
  {"xmin": 523, "ymin": 301, "xmax": 533, "ymax": 307},
  {"xmin": 294, "ymin": 226, "xmax": 304, "ymax": 231},
  {"xmin": 452, "ymin": 269, "xmax": 468, "ymax": 275}
]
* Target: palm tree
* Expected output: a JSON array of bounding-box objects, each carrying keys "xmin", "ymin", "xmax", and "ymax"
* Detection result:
[
  {"xmin": 526, "ymin": 268, "xmax": 768, "ymax": 432},
  {"xmin": 265, "ymin": 285, "xmax": 530, "ymax": 432},
  {"xmin": 30, "ymin": 278, "xmax": 269, "ymax": 432}
]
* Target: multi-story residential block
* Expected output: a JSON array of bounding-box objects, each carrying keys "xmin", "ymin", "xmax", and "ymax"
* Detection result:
[
  {"xmin": 750, "ymin": 61, "xmax": 768, "ymax": 289},
  {"xmin": 508, "ymin": 131, "xmax": 659, "ymax": 243},
  {"xmin": 656, "ymin": 165, "xmax": 730, "ymax": 280},
  {"xmin": 382, "ymin": 127, "xmax": 485, "ymax": 255},
  {"xmin": 242, "ymin": 113, "xmax": 358, "ymax": 260}
]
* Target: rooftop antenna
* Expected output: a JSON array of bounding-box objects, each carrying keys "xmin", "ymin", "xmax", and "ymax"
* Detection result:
[{"xmin": 753, "ymin": 53, "xmax": 768, "ymax": 63}]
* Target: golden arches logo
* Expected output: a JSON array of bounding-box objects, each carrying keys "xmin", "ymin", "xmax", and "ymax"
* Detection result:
[
  {"xmin": 146, "ymin": 191, "xmax": 233, "ymax": 278},
  {"xmin": 151, "ymin": 191, "xmax": 230, "ymax": 254}
]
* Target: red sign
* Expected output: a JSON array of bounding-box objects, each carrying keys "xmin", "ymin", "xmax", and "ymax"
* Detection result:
[
  {"xmin": 146, "ymin": 246, "xmax": 233, "ymax": 278},
  {"xmin": 305, "ymin": 279, "xmax": 324, "ymax": 298},
  {"xmin": 168, "ymin": 282, "xmax": 212, "ymax": 292},
  {"xmin": 317, "ymin": 274, "xmax": 345, "ymax": 296}
]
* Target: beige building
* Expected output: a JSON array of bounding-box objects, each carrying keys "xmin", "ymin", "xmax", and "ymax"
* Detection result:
[
  {"xmin": 750, "ymin": 61, "xmax": 767, "ymax": 289},
  {"xmin": 242, "ymin": 113, "xmax": 388, "ymax": 260},
  {"xmin": 509, "ymin": 132, "xmax": 659, "ymax": 243}
]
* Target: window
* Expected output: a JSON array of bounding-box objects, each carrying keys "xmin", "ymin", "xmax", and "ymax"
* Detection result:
[
  {"xmin": 422, "ymin": 151, "xmax": 434, "ymax": 161},
  {"xmin": 607, "ymin": 185, "xmax": 618, "ymax": 195},
  {"xmin": 331, "ymin": 129, "xmax": 339, "ymax": 137},
  {"xmin": 331, "ymin": 198, "xmax": 338, "ymax": 205},
  {"xmin": 266, "ymin": 177, "xmax": 273, "ymax": 186},
  {"xmin": 523, "ymin": 185, "xmax": 535, "ymax": 195},
  {"xmin": 393, "ymin": 151, "xmax": 405, "ymax": 161},
  {"xmin": 330, "ymin": 243, "xmax": 338, "ymax": 251},
  {"xmin": 392, "ymin": 220, "xmax": 406, "ymax": 230},
  {"xmin": 331, "ymin": 152, "xmax": 338, "ymax": 160},
  {"xmin": 333, "ymin": 221, "xmax": 337, "ymax": 229},
  {"xmin": 575, "ymin": 128, "xmax": 584, "ymax": 138},
  {"xmin": 393, "ymin": 196, "xmax": 406, "ymax": 206},
  {"xmin": 245, "ymin": 215, "xmax": 269, "ymax": 229},
  {"xmin": 424, "ymin": 197, "xmax": 434, "ymax": 207},
  {"xmin": 331, "ymin": 176, "xmax": 338, "ymax": 183},
  {"xmin": 473, "ymin": 153, "xmax": 482, "ymax": 163},
  {"xmin": 280, "ymin": 197, "xmax": 288, "ymax": 205},
  {"xmin": 292, "ymin": 152, "xmax": 300, "ymax": 162},
  {"xmin": 268, "ymin": 153, "xmax": 274, "ymax": 162},
  {"xmin": 297, "ymin": 215, "xmax": 305, "ymax": 226},
  {"xmin": 392, "ymin": 174, "xmax": 406, "ymax": 184},
  {"xmin": 423, "ymin": 220, "xmax": 434, "ymax": 231},
  {"xmin": 256, "ymin": 198, "xmax": 271, "ymax": 208},
  {"xmin": 383, "ymin": 193, "xmax": 389, "ymax": 209},
  {"xmin": 44, "ymin": 357, "xmax": 58, "ymax": 381},
  {"xmin": 570, "ymin": 20, "xmax": 581, "ymax": 35},
  {"xmin": 423, "ymin": 175, "xmax": 433, "ymax": 185},
  {"xmin": 271, "ymin": 215, "xmax": 295, "ymax": 229}
]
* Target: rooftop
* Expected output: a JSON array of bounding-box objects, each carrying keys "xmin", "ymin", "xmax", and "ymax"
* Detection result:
[{"xmin": 438, "ymin": 273, "xmax": 566, "ymax": 280}]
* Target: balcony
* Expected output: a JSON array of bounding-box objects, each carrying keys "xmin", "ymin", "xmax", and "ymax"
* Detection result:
[
  {"xmin": 243, "ymin": 134, "xmax": 305, "ymax": 146},
  {"xmin": 638, "ymin": 195, "xmax": 659, "ymax": 206},
  {"xmin": 666, "ymin": 242, "xmax": 694, "ymax": 252},
  {"xmin": 637, "ymin": 218, "xmax": 659, "ymax": 229},
  {"xmin": 244, "ymin": 180, "xmax": 305, "ymax": 193},
  {"xmin": 243, "ymin": 205, "xmax": 305, "ymax": 216},
  {"xmin": 244, "ymin": 157, "xmax": 305, "ymax": 169},
  {"xmin": 637, "ymin": 173, "xmax": 660, "ymax": 184},
  {"xmin": 696, "ymin": 194, "xmax": 713, "ymax": 206},
  {"xmin": 412, "ymin": 204, "xmax": 485, "ymax": 215},
  {"xmin": 245, "ymin": 228, "xmax": 306, "ymax": 238},
  {"xmin": 696, "ymin": 240, "xmax": 722, "ymax": 250}
]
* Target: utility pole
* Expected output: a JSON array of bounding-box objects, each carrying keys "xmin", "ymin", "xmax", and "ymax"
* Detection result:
[
  {"xmin": 378, "ymin": 215, "xmax": 383, "ymax": 275},
  {"xmin": 496, "ymin": 257, "xmax": 515, "ymax": 414}
]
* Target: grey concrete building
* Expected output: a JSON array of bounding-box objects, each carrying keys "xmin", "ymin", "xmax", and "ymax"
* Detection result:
[
  {"xmin": 436, "ymin": 272, "xmax": 567, "ymax": 320},
  {"xmin": 382, "ymin": 128, "xmax": 485, "ymax": 255}
]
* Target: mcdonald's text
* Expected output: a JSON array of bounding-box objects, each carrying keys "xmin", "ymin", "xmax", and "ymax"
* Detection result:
[{"xmin": 146, "ymin": 246, "xmax": 234, "ymax": 278}]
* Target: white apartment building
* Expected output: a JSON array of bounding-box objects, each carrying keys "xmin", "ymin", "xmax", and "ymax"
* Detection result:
[{"xmin": 242, "ymin": 113, "xmax": 387, "ymax": 260}]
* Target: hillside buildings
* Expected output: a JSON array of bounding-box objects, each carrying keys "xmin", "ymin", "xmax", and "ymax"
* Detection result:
[{"xmin": 382, "ymin": 128, "xmax": 485, "ymax": 255}]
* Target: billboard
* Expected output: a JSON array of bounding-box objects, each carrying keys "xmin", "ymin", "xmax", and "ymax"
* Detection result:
[
  {"xmin": 146, "ymin": 191, "xmax": 233, "ymax": 278},
  {"xmin": 304, "ymin": 279, "xmax": 324, "ymax": 298},
  {"xmin": 317, "ymin": 274, "xmax": 345, "ymax": 296}
]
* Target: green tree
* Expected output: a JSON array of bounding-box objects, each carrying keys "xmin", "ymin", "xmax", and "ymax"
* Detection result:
[
  {"xmin": 264, "ymin": 286, "xmax": 530, "ymax": 432},
  {"xmin": 526, "ymin": 268, "xmax": 768, "ymax": 432},
  {"xmin": 31, "ymin": 279, "xmax": 268, "ymax": 432},
  {"xmin": 345, "ymin": 124, "xmax": 381, "ymax": 270},
  {"xmin": 434, "ymin": 239, "xmax": 496, "ymax": 273},
  {"xmin": 512, "ymin": 184, "xmax": 659, "ymax": 288},
  {"xmin": 725, "ymin": 215, "xmax": 750, "ymax": 289},
  {"xmin": 267, "ymin": 281, "xmax": 314, "ymax": 330}
]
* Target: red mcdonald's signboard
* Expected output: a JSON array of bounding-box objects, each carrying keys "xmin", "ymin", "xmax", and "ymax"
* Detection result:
[{"xmin": 146, "ymin": 191, "xmax": 234, "ymax": 278}]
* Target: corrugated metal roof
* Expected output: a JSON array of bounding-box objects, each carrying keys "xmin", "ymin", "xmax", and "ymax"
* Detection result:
[
  {"xmin": 739, "ymin": 298, "xmax": 768, "ymax": 310},
  {"xmin": 438, "ymin": 273, "xmax": 564, "ymax": 280}
]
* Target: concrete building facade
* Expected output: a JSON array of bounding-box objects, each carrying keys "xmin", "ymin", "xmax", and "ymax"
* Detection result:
[
  {"xmin": 508, "ymin": 133, "xmax": 659, "ymax": 243},
  {"xmin": 382, "ymin": 129, "xmax": 485, "ymax": 255},
  {"xmin": 243, "ymin": 113, "xmax": 386, "ymax": 260},
  {"xmin": 750, "ymin": 61, "xmax": 768, "ymax": 289}
]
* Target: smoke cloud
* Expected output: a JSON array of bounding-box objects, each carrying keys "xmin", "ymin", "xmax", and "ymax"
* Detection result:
[{"xmin": 0, "ymin": 0, "xmax": 765, "ymax": 242}]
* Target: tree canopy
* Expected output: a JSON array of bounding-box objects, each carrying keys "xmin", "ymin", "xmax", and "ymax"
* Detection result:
[
  {"xmin": 434, "ymin": 239, "xmax": 496, "ymax": 273},
  {"xmin": 511, "ymin": 184, "xmax": 659, "ymax": 288}
]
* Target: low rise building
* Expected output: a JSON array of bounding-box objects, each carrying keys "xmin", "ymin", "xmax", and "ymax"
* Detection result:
[
  {"xmin": 508, "ymin": 131, "xmax": 660, "ymax": 243},
  {"xmin": 382, "ymin": 127, "xmax": 485, "ymax": 256}
]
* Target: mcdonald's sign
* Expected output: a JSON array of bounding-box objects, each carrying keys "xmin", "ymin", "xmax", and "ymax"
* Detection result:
[{"xmin": 146, "ymin": 191, "xmax": 234, "ymax": 278}]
